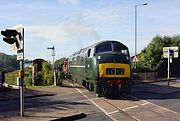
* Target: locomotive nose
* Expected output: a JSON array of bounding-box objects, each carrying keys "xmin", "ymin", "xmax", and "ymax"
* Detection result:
[{"xmin": 98, "ymin": 63, "xmax": 130, "ymax": 78}]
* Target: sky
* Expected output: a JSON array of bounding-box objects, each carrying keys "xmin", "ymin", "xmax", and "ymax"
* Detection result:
[{"xmin": 0, "ymin": 0, "xmax": 180, "ymax": 62}]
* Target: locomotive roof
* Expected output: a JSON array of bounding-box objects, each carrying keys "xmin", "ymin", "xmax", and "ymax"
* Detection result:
[
  {"xmin": 92, "ymin": 40, "xmax": 127, "ymax": 47},
  {"xmin": 69, "ymin": 40, "xmax": 128, "ymax": 57}
]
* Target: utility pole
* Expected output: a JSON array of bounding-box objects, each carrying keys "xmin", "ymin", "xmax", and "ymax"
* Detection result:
[
  {"xmin": 19, "ymin": 28, "xmax": 24, "ymax": 117},
  {"xmin": 134, "ymin": 3, "xmax": 147, "ymax": 80}
]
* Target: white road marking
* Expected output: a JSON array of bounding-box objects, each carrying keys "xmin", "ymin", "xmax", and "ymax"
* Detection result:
[
  {"xmin": 141, "ymin": 102, "xmax": 150, "ymax": 106},
  {"xmin": 76, "ymin": 98, "xmax": 99, "ymax": 103},
  {"xmin": 125, "ymin": 94, "xmax": 180, "ymax": 116},
  {"xmin": 74, "ymin": 86, "xmax": 118, "ymax": 121},
  {"xmin": 107, "ymin": 110, "xmax": 119, "ymax": 115},
  {"xmin": 122, "ymin": 102, "xmax": 150, "ymax": 111},
  {"xmin": 122, "ymin": 105, "xmax": 139, "ymax": 111},
  {"xmin": 91, "ymin": 98, "xmax": 99, "ymax": 101}
]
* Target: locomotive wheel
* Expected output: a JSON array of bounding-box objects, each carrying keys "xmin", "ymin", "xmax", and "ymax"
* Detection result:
[
  {"xmin": 89, "ymin": 83, "xmax": 94, "ymax": 91},
  {"xmin": 86, "ymin": 82, "xmax": 89, "ymax": 90},
  {"xmin": 82, "ymin": 80, "xmax": 86, "ymax": 87},
  {"xmin": 98, "ymin": 85, "xmax": 107, "ymax": 97}
]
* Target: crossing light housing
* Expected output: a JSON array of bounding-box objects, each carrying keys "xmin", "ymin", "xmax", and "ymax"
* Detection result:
[{"xmin": 1, "ymin": 24, "xmax": 23, "ymax": 50}]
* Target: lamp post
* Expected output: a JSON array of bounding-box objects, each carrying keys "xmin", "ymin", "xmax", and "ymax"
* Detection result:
[
  {"xmin": 134, "ymin": 3, "xmax": 147, "ymax": 75},
  {"xmin": 47, "ymin": 46, "xmax": 56, "ymax": 86}
]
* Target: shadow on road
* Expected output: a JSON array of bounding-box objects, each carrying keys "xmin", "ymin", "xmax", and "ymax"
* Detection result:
[
  {"xmin": 102, "ymin": 81, "xmax": 180, "ymax": 101},
  {"xmin": 0, "ymin": 89, "xmax": 90, "ymax": 119},
  {"xmin": 130, "ymin": 81, "xmax": 180, "ymax": 100},
  {"xmin": 51, "ymin": 113, "xmax": 87, "ymax": 121}
]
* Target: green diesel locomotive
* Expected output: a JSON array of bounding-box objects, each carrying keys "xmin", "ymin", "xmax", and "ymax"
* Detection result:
[{"xmin": 67, "ymin": 40, "xmax": 132, "ymax": 96}]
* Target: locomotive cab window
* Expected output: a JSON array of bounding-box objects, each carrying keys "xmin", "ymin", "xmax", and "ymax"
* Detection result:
[
  {"xmin": 95, "ymin": 43, "xmax": 112, "ymax": 53},
  {"xmin": 87, "ymin": 49, "xmax": 91, "ymax": 57},
  {"xmin": 87, "ymin": 48, "xmax": 95, "ymax": 57},
  {"xmin": 113, "ymin": 43, "xmax": 129, "ymax": 56}
]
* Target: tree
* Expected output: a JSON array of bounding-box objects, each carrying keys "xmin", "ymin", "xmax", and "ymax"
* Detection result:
[
  {"xmin": 42, "ymin": 61, "xmax": 54, "ymax": 85},
  {"xmin": 54, "ymin": 57, "xmax": 66, "ymax": 67},
  {"xmin": 138, "ymin": 35, "xmax": 180, "ymax": 72},
  {"xmin": 0, "ymin": 53, "xmax": 18, "ymax": 72},
  {"xmin": 54, "ymin": 57, "xmax": 67, "ymax": 85}
]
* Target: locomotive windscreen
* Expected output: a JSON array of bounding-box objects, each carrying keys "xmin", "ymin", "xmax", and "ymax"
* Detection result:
[
  {"xmin": 95, "ymin": 43, "xmax": 112, "ymax": 53},
  {"xmin": 95, "ymin": 42, "xmax": 129, "ymax": 56}
]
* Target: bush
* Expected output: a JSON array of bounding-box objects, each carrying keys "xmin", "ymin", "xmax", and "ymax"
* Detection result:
[
  {"xmin": 34, "ymin": 71, "xmax": 43, "ymax": 85},
  {"xmin": 5, "ymin": 69, "xmax": 33, "ymax": 86},
  {"xmin": 42, "ymin": 61, "xmax": 54, "ymax": 85}
]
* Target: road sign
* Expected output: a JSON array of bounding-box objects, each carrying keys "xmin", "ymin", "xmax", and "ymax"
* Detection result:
[
  {"xmin": 163, "ymin": 46, "xmax": 178, "ymax": 58},
  {"xmin": 132, "ymin": 56, "xmax": 138, "ymax": 62},
  {"xmin": 163, "ymin": 46, "xmax": 179, "ymax": 87},
  {"xmin": 17, "ymin": 52, "xmax": 23, "ymax": 60}
]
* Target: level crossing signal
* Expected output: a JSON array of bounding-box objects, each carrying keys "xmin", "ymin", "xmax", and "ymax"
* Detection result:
[
  {"xmin": 1, "ymin": 25, "xmax": 25, "ymax": 117},
  {"xmin": 1, "ymin": 25, "xmax": 23, "ymax": 50}
]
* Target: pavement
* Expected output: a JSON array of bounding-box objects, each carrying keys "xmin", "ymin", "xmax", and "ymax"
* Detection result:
[
  {"xmin": 133, "ymin": 78, "xmax": 180, "ymax": 95},
  {"xmin": 0, "ymin": 79, "xmax": 180, "ymax": 121},
  {"xmin": 0, "ymin": 80, "xmax": 84, "ymax": 121}
]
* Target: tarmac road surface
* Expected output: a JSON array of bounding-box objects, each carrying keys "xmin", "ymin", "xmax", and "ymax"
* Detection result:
[{"xmin": 0, "ymin": 80, "xmax": 180, "ymax": 121}]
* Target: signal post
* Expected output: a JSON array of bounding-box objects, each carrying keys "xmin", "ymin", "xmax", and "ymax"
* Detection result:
[
  {"xmin": 163, "ymin": 46, "xmax": 179, "ymax": 86},
  {"xmin": 1, "ymin": 25, "xmax": 25, "ymax": 117}
]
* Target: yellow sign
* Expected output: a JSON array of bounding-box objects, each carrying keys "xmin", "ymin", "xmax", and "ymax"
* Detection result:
[{"xmin": 18, "ymin": 70, "xmax": 25, "ymax": 78}]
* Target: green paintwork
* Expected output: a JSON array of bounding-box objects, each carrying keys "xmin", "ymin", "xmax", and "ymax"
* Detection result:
[{"xmin": 68, "ymin": 40, "xmax": 132, "ymax": 94}]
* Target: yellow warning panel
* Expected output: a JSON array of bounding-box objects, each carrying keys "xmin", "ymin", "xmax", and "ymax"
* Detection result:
[{"xmin": 18, "ymin": 70, "xmax": 25, "ymax": 78}]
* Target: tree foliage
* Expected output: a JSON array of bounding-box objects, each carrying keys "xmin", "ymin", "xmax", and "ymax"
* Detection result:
[
  {"xmin": 0, "ymin": 53, "xmax": 18, "ymax": 72},
  {"xmin": 42, "ymin": 61, "xmax": 53, "ymax": 85},
  {"xmin": 138, "ymin": 35, "xmax": 180, "ymax": 72},
  {"xmin": 54, "ymin": 57, "xmax": 66, "ymax": 67}
]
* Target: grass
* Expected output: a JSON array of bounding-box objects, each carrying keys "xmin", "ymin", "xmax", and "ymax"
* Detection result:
[
  {"xmin": 26, "ymin": 80, "xmax": 71, "ymax": 89},
  {"xmin": 27, "ymin": 85, "xmax": 56, "ymax": 89}
]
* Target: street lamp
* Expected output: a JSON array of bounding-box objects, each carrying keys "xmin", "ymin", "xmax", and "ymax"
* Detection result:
[
  {"xmin": 134, "ymin": 3, "xmax": 147, "ymax": 73},
  {"xmin": 47, "ymin": 46, "xmax": 56, "ymax": 86}
]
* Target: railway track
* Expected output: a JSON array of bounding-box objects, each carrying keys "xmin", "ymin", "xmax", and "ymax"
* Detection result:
[
  {"xmin": 100, "ymin": 96, "xmax": 139, "ymax": 121},
  {"xmin": 66, "ymin": 79, "xmax": 139, "ymax": 121},
  {"xmin": 66, "ymin": 79, "xmax": 180, "ymax": 121}
]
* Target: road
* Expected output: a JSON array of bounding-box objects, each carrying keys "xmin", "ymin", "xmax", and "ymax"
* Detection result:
[
  {"xmin": 131, "ymin": 81, "xmax": 180, "ymax": 113},
  {"xmin": 0, "ymin": 80, "xmax": 180, "ymax": 121},
  {"xmin": 0, "ymin": 86, "xmax": 112, "ymax": 121}
]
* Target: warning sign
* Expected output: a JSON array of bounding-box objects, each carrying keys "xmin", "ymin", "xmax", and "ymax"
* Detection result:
[{"xmin": 133, "ymin": 56, "xmax": 138, "ymax": 62}]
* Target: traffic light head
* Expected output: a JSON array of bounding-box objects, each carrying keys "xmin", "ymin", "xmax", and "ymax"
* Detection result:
[
  {"xmin": 1, "ymin": 30, "xmax": 18, "ymax": 45},
  {"xmin": 1, "ymin": 26, "xmax": 23, "ymax": 50},
  {"xmin": 3, "ymin": 38, "xmax": 16, "ymax": 44},
  {"xmin": 1, "ymin": 30, "xmax": 17, "ymax": 37}
]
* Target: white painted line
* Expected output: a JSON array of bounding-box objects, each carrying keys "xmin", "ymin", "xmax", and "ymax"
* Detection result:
[
  {"xmin": 58, "ymin": 107, "xmax": 69, "ymax": 110},
  {"xmin": 122, "ymin": 105, "xmax": 139, "ymax": 111},
  {"xmin": 71, "ymin": 82, "xmax": 140, "ymax": 121},
  {"xmin": 107, "ymin": 110, "xmax": 119, "ymax": 115},
  {"xmin": 141, "ymin": 102, "xmax": 150, "ymax": 106},
  {"xmin": 91, "ymin": 98, "xmax": 99, "ymax": 101},
  {"xmin": 76, "ymin": 98, "xmax": 99, "ymax": 103},
  {"xmin": 122, "ymin": 101, "xmax": 150, "ymax": 111},
  {"xmin": 125, "ymin": 94, "xmax": 180, "ymax": 116},
  {"xmin": 75, "ymin": 87, "xmax": 118, "ymax": 121}
]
